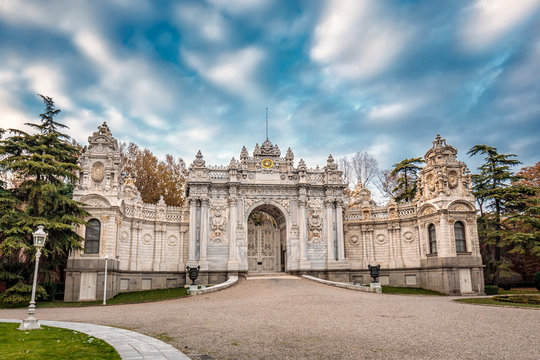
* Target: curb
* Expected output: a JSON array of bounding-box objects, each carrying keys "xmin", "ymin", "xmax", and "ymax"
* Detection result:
[
  {"xmin": 188, "ymin": 275, "xmax": 238, "ymax": 295},
  {"xmin": 302, "ymin": 275, "xmax": 380, "ymax": 293},
  {"xmin": 1, "ymin": 318, "xmax": 190, "ymax": 359}
]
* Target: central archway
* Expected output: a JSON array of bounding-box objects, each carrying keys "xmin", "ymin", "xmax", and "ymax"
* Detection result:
[{"xmin": 247, "ymin": 204, "xmax": 286, "ymax": 273}]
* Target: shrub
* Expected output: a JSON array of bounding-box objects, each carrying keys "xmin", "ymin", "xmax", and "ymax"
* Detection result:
[
  {"xmin": 497, "ymin": 269, "xmax": 521, "ymax": 290},
  {"xmin": 534, "ymin": 272, "xmax": 540, "ymax": 292},
  {"xmin": 0, "ymin": 283, "xmax": 48, "ymax": 306},
  {"xmin": 484, "ymin": 285, "xmax": 499, "ymax": 295},
  {"xmin": 42, "ymin": 282, "xmax": 65, "ymax": 301},
  {"xmin": 493, "ymin": 295, "xmax": 540, "ymax": 305}
]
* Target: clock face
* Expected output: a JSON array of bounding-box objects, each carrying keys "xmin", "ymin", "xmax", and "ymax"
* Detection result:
[{"xmin": 261, "ymin": 158, "xmax": 274, "ymax": 168}]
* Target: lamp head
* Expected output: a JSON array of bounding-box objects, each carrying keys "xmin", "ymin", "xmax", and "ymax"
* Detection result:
[{"xmin": 32, "ymin": 225, "xmax": 48, "ymax": 249}]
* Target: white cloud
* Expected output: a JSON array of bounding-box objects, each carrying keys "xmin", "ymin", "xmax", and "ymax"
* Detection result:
[
  {"xmin": 174, "ymin": 3, "xmax": 230, "ymax": 43},
  {"xmin": 459, "ymin": 0, "xmax": 540, "ymax": 51},
  {"xmin": 368, "ymin": 103, "xmax": 407, "ymax": 121},
  {"xmin": 311, "ymin": 0, "xmax": 413, "ymax": 81},
  {"xmin": 365, "ymin": 135, "xmax": 393, "ymax": 169},
  {"xmin": 22, "ymin": 65, "xmax": 74, "ymax": 111},
  {"xmin": 207, "ymin": 0, "xmax": 272, "ymax": 15},
  {"xmin": 183, "ymin": 47, "xmax": 265, "ymax": 98}
]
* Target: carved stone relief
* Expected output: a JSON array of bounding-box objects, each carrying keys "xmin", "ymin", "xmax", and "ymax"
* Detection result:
[
  {"xmin": 349, "ymin": 235, "xmax": 360, "ymax": 246},
  {"xmin": 142, "ymin": 234, "xmax": 152, "ymax": 245},
  {"xmin": 402, "ymin": 231, "xmax": 415, "ymax": 243},
  {"xmin": 167, "ymin": 235, "xmax": 177, "ymax": 246},
  {"xmin": 308, "ymin": 211, "xmax": 323, "ymax": 237},
  {"xmin": 375, "ymin": 233, "xmax": 387, "ymax": 245},
  {"xmin": 91, "ymin": 162, "xmax": 105, "ymax": 183},
  {"xmin": 210, "ymin": 210, "xmax": 226, "ymax": 236}
]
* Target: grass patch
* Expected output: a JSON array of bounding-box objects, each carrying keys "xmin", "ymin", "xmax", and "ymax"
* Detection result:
[
  {"xmin": 381, "ymin": 286, "xmax": 446, "ymax": 296},
  {"xmin": 0, "ymin": 322, "xmax": 120, "ymax": 359},
  {"xmin": 1, "ymin": 287, "xmax": 189, "ymax": 309},
  {"xmin": 454, "ymin": 297, "xmax": 540, "ymax": 309}
]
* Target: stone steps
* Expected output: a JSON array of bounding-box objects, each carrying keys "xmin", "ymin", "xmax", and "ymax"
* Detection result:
[{"xmin": 244, "ymin": 273, "xmax": 300, "ymax": 280}]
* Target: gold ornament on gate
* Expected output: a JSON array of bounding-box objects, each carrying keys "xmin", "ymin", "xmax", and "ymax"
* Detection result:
[{"xmin": 261, "ymin": 158, "xmax": 274, "ymax": 168}]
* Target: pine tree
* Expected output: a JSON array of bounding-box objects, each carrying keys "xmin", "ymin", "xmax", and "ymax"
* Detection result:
[
  {"xmin": 390, "ymin": 157, "xmax": 424, "ymax": 202},
  {"xmin": 0, "ymin": 95, "xmax": 87, "ymax": 288},
  {"xmin": 468, "ymin": 145, "xmax": 539, "ymax": 285},
  {"xmin": 468, "ymin": 145, "xmax": 520, "ymax": 261}
]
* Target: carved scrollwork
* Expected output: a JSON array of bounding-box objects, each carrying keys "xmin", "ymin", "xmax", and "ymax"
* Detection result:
[
  {"xmin": 375, "ymin": 233, "xmax": 387, "ymax": 245},
  {"xmin": 167, "ymin": 235, "xmax": 178, "ymax": 246},
  {"xmin": 309, "ymin": 212, "xmax": 323, "ymax": 236},
  {"xmin": 210, "ymin": 237, "xmax": 224, "ymax": 245},
  {"xmin": 448, "ymin": 170, "xmax": 459, "ymax": 189},
  {"xmin": 91, "ymin": 162, "xmax": 105, "ymax": 183},
  {"xmin": 210, "ymin": 210, "xmax": 226, "ymax": 236},
  {"xmin": 349, "ymin": 235, "xmax": 360, "ymax": 246},
  {"xmin": 142, "ymin": 234, "xmax": 152, "ymax": 245},
  {"xmin": 402, "ymin": 231, "xmax": 414, "ymax": 243}
]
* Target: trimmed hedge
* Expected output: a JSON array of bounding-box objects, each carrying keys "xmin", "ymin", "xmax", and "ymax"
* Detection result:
[
  {"xmin": 493, "ymin": 294, "xmax": 540, "ymax": 305},
  {"xmin": 484, "ymin": 285, "xmax": 499, "ymax": 295},
  {"xmin": 534, "ymin": 272, "xmax": 540, "ymax": 292}
]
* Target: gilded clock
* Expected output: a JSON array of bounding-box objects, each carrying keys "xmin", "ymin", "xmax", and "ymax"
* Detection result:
[{"xmin": 261, "ymin": 158, "xmax": 274, "ymax": 169}]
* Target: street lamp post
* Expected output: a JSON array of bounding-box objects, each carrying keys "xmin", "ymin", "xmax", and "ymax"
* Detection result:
[
  {"xmin": 103, "ymin": 255, "xmax": 108, "ymax": 305},
  {"xmin": 18, "ymin": 225, "xmax": 48, "ymax": 330}
]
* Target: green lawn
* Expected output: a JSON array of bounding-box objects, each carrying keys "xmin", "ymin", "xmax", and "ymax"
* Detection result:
[
  {"xmin": 0, "ymin": 322, "xmax": 120, "ymax": 360},
  {"xmin": 1, "ymin": 287, "xmax": 189, "ymax": 309},
  {"xmin": 381, "ymin": 286, "xmax": 446, "ymax": 296},
  {"xmin": 454, "ymin": 297, "xmax": 540, "ymax": 309}
]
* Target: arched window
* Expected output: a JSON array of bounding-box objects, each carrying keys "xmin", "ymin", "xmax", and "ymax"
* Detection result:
[
  {"xmin": 85, "ymin": 219, "xmax": 100, "ymax": 254},
  {"xmin": 428, "ymin": 224, "xmax": 437, "ymax": 254},
  {"xmin": 454, "ymin": 221, "xmax": 466, "ymax": 252}
]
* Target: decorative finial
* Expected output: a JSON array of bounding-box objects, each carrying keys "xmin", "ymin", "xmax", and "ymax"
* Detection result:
[{"xmin": 433, "ymin": 134, "xmax": 446, "ymax": 149}]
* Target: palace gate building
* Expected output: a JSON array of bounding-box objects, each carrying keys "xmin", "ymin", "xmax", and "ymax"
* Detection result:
[{"xmin": 64, "ymin": 123, "xmax": 484, "ymax": 301}]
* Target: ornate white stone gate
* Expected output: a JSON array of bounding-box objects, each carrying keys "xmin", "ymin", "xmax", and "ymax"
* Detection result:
[{"xmin": 185, "ymin": 139, "xmax": 349, "ymax": 274}]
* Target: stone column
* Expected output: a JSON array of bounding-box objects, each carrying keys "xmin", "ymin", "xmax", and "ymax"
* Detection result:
[
  {"xmin": 298, "ymin": 200, "xmax": 307, "ymax": 260},
  {"xmin": 325, "ymin": 200, "xmax": 335, "ymax": 261},
  {"xmin": 200, "ymin": 199, "xmax": 209, "ymax": 261},
  {"xmin": 388, "ymin": 225, "xmax": 396, "ymax": 267},
  {"xmin": 361, "ymin": 227, "xmax": 368, "ymax": 268},
  {"xmin": 188, "ymin": 199, "xmax": 197, "ymax": 261},
  {"xmin": 439, "ymin": 213, "xmax": 451, "ymax": 257},
  {"xmin": 227, "ymin": 195, "xmax": 239, "ymax": 271},
  {"xmin": 335, "ymin": 202, "xmax": 345, "ymax": 260},
  {"xmin": 298, "ymin": 199, "xmax": 311, "ymax": 269},
  {"xmin": 228, "ymin": 198, "xmax": 237, "ymax": 260}
]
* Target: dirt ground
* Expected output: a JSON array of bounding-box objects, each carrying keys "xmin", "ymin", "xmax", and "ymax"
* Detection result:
[{"xmin": 2, "ymin": 277, "xmax": 539, "ymax": 360}]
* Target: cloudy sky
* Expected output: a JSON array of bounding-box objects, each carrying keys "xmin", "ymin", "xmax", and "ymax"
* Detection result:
[{"xmin": 0, "ymin": 0, "xmax": 539, "ymax": 172}]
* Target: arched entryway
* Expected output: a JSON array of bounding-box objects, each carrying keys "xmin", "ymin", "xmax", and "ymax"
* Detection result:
[{"xmin": 247, "ymin": 204, "xmax": 286, "ymax": 273}]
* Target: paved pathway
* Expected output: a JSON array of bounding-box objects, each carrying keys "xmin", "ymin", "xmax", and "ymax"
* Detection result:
[
  {"xmin": 1, "ymin": 319, "xmax": 189, "ymax": 360},
  {"xmin": 1, "ymin": 277, "xmax": 539, "ymax": 359}
]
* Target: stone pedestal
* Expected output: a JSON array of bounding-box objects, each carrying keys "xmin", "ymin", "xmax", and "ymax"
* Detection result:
[
  {"xmin": 370, "ymin": 282, "xmax": 382, "ymax": 293},
  {"xmin": 18, "ymin": 314, "xmax": 41, "ymax": 330}
]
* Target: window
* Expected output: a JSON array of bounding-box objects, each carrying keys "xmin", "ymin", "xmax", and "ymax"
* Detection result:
[
  {"xmin": 428, "ymin": 224, "xmax": 437, "ymax": 254},
  {"xmin": 454, "ymin": 221, "xmax": 466, "ymax": 252},
  {"xmin": 85, "ymin": 219, "xmax": 100, "ymax": 254}
]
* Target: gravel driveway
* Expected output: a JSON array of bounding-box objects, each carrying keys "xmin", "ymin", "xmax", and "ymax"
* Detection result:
[{"xmin": 1, "ymin": 277, "xmax": 538, "ymax": 360}]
